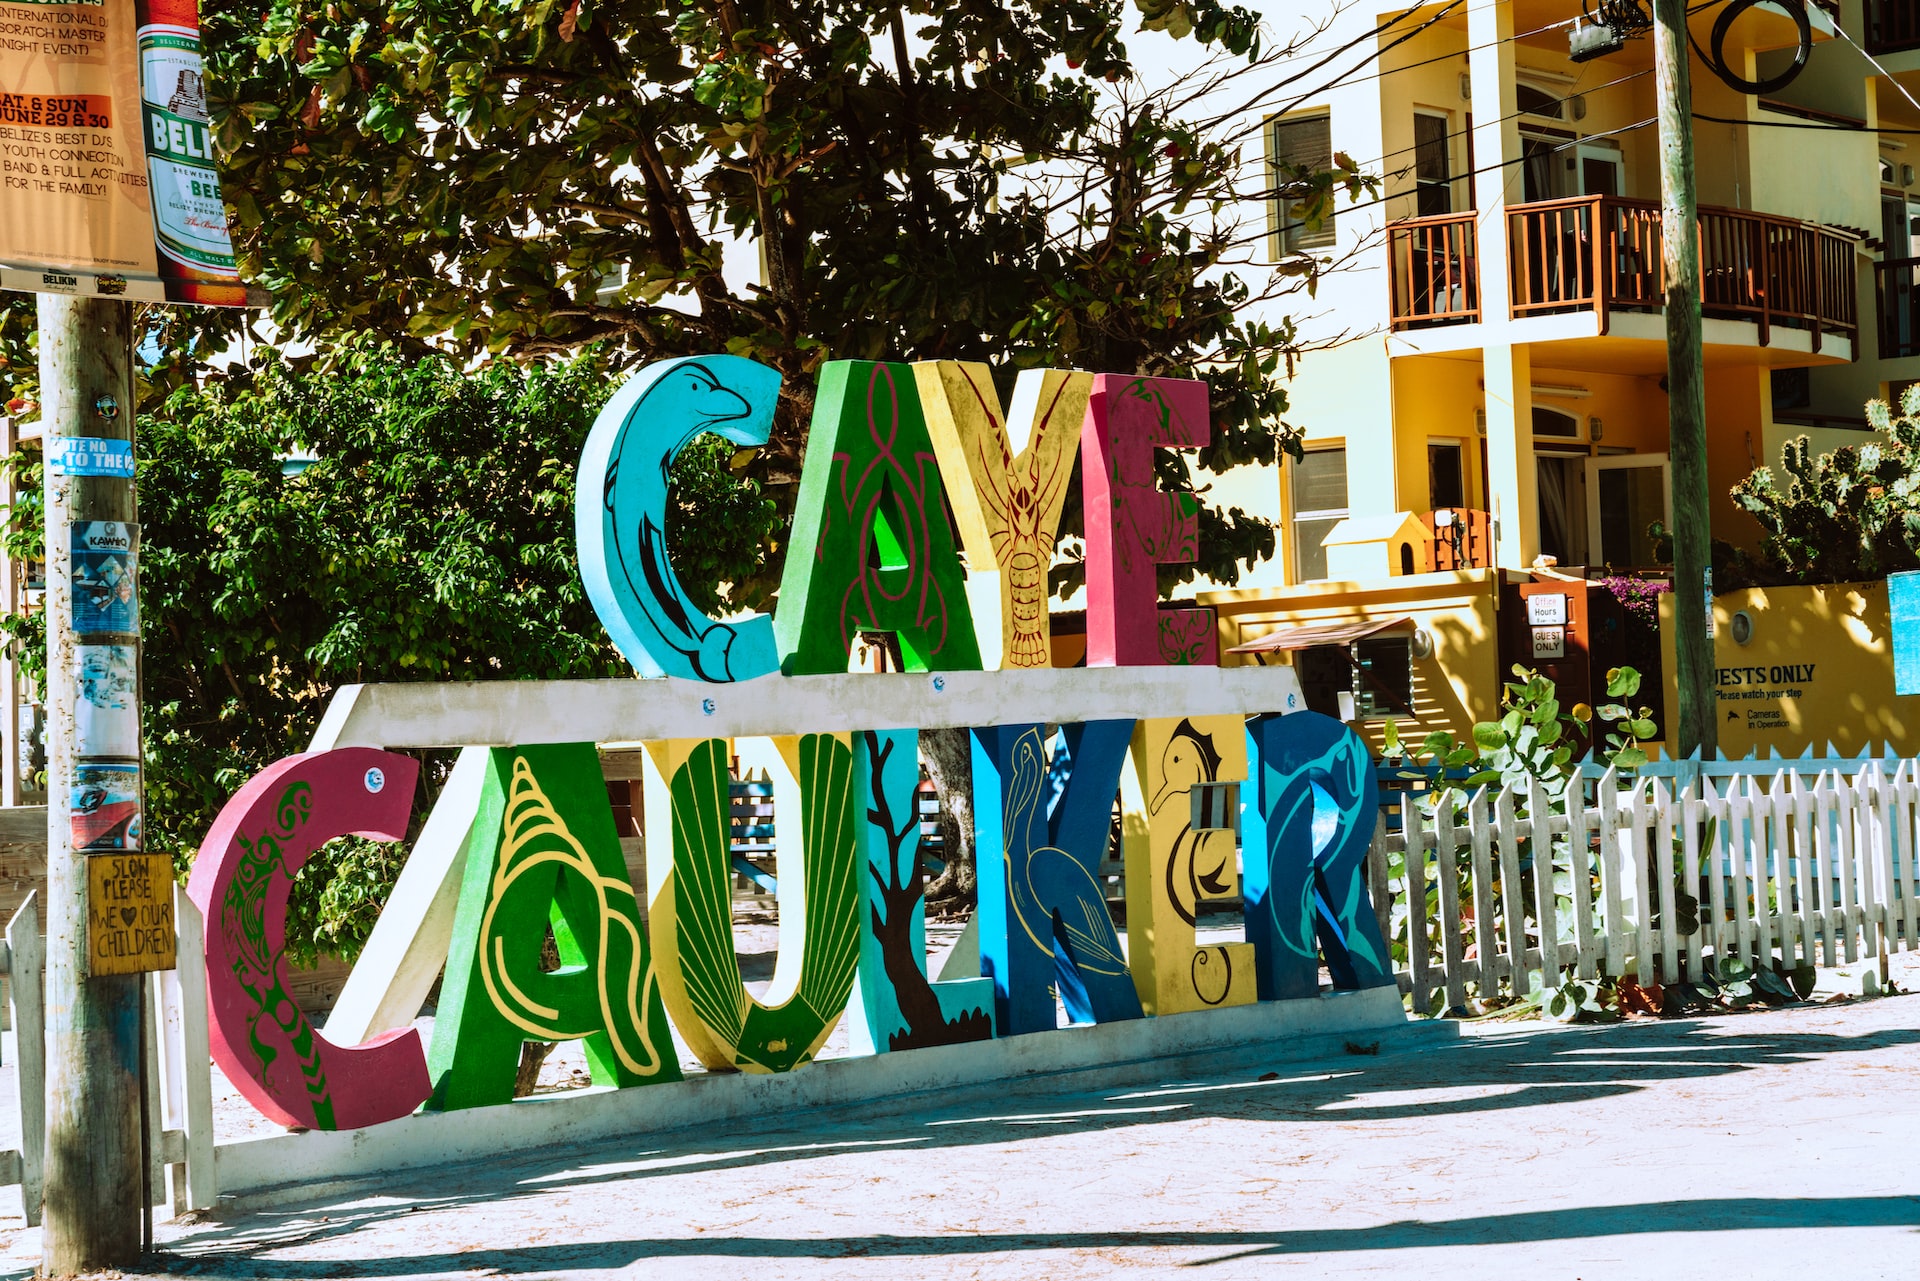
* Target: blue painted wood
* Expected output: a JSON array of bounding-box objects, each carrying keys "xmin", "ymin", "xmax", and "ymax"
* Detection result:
[
  {"xmin": 1892, "ymin": 571, "xmax": 1920, "ymax": 696},
  {"xmin": 730, "ymin": 854, "xmax": 776, "ymax": 893},
  {"xmin": 1245, "ymin": 711, "xmax": 1394, "ymax": 1000},
  {"xmin": 973, "ymin": 720, "xmax": 1143, "ymax": 1036},
  {"xmin": 575, "ymin": 355, "xmax": 783, "ymax": 682}
]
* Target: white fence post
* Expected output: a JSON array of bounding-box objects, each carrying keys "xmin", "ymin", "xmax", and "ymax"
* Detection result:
[
  {"xmin": 6, "ymin": 893, "xmax": 42, "ymax": 1226},
  {"xmin": 1379, "ymin": 751, "xmax": 1920, "ymax": 1011},
  {"xmin": 168, "ymin": 887, "xmax": 216, "ymax": 1213}
]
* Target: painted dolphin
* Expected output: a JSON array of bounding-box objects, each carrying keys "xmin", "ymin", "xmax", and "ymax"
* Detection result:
[{"xmin": 575, "ymin": 355, "xmax": 783, "ymax": 682}]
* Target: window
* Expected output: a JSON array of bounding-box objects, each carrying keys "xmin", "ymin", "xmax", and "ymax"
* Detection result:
[
  {"xmin": 1273, "ymin": 111, "xmax": 1336, "ymax": 252},
  {"xmin": 1532, "ymin": 405, "xmax": 1582, "ymax": 439},
  {"xmin": 1520, "ymin": 128, "xmax": 1575, "ymax": 203},
  {"xmin": 1291, "ymin": 447, "xmax": 1348, "ymax": 581},
  {"xmin": 1428, "ymin": 441, "xmax": 1466, "ymax": 509},
  {"xmin": 1414, "ymin": 111, "xmax": 1454, "ymax": 216},
  {"xmin": 1516, "ymin": 82, "xmax": 1564, "ymax": 119},
  {"xmin": 1296, "ymin": 638, "xmax": 1415, "ymax": 720},
  {"xmin": 1353, "ymin": 638, "xmax": 1415, "ymax": 718},
  {"xmin": 1771, "ymin": 367, "xmax": 1811, "ymax": 411}
]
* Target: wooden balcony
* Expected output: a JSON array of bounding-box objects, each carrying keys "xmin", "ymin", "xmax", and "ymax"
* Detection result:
[
  {"xmin": 1865, "ymin": 0, "xmax": 1920, "ymax": 53},
  {"xmin": 1389, "ymin": 198, "xmax": 1860, "ymax": 349},
  {"xmin": 1388, "ymin": 212, "xmax": 1479, "ymax": 328},
  {"xmin": 1419, "ymin": 507, "xmax": 1492, "ymax": 571},
  {"xmin": 1876, "ymin": 256, "xmax": 1920, "ymax": 360}
]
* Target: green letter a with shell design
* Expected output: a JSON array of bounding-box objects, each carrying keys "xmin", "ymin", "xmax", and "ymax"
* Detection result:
[{"xmin": 427, "ymin": 743, "xmax": 682, "ymax": 1110}]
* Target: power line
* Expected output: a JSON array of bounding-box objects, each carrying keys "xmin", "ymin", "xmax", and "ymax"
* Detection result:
[
  {"xmin": 1261, "ymin": 114, "xmax": 1658, "ymax": 228},
  {"xmin": 1350, "ymin": 67, "xmax": 1654, "ymax": 179},
  {"xmin": 1692, "ymin": 110, "xmax": 1920, "ymax": 135}
]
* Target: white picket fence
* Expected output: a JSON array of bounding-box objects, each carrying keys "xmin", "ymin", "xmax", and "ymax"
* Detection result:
[
  {"xmin": 0, "ymin": 885, "xmax": 216, "ymax": 1225},
  {"xmin": 1368, "ymin": 760, "xmax": 1920, "ymax": 1014}
]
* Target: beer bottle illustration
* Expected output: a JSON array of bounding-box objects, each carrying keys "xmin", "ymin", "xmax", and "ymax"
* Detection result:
[{"xmin": 136, "ymin": 0, "xmax": 242, "ymax": 293}]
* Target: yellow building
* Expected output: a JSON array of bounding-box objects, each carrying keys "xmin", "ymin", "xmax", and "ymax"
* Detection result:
[{"xmin": 1200, "ymin": 0, "xmax": 1920, "ymax": 756}]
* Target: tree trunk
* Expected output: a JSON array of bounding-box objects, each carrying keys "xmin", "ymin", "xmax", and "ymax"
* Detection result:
[
  {"xmin": 514, "ymin": 1041, "xmax": 557, "ymax": 1097},
  {"xmin": 920, "ymin": 726, "xmax": 976, "ymax": 913}
]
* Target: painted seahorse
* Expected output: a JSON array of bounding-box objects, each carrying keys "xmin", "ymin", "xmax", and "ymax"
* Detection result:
[{"xmin": 1147, "ymin": 718, "xmax": 1235, "ymax": 928}]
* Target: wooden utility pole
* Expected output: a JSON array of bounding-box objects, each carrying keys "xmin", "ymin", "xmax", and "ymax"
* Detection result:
[
  {"xmin": 1653, "ymin": 0, "xmax": 1718, "ymax": 758},
  {"xmin": 38, "ymin": 294, "xmax": 144, "ymax": 1275}
]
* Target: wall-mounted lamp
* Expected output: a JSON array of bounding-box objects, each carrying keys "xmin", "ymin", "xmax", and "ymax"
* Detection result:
[
  {"xmin": 1731, "ymin": 610, "xmax": 1755, "ymax": 646},
  {"xmin": 1530, "ymin": 382, "xmax": 1593, "ymax": 400},
  {"xmin": 1588, "ymin": 415, "xmax": 1604, "ymax": 441},
  {"xmin": 1474, "ymin": 408, "xmax": 1487, "ymax": 436},
  {"xmin": 1905, "ymin": 163, "xmax": 1916, "ymax": 187},
  {"xmin": 1410, "ymin": 628, "xmax": 1435, "ymax": 660}
]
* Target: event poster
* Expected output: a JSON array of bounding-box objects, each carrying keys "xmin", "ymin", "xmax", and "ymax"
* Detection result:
[
  {"xmin": 71, "ymin": 759, "xmax": 139, "ymax": 848},
  {"xmin": 75, "ymin": 642, "xmax": 138, "ymax": 756},
  {"xmin": 0, "ymin": 0, "xmax": 251, "ymax": 305},
  {"xmin": 71, "ymin": 520, "xmax": 137, "ymax": 633}
]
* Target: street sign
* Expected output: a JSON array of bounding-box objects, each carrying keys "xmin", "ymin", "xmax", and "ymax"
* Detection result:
[{"xmin": 85, "ymin": 852, "xmax": 175, "ymax": 976}]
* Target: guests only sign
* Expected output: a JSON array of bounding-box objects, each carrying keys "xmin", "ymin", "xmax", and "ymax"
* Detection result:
[{"xmin": 0, "ymin": 0, "xmax": 250, "ymax": 304}]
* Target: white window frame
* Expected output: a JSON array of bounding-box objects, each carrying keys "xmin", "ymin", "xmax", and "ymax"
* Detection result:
[{"xmin": 1271, "ymin": 109, "xmax": 1337, "ymax": 255}]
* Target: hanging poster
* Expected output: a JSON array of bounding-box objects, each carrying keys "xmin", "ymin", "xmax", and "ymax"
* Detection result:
[
  {"xmin": 70, "ymin": 520, "xmax": 136, "ymax": 633},
  {"xmin": 0, "ymin": 0, "xmax": 253, "ymax": 305},
  {"xmin": 74, "ymin": 642, "xmax": 138, "ymax": 756},
  {"xmin": 71, "ymin": 759, "xmax": 139, "ymax": 848}
]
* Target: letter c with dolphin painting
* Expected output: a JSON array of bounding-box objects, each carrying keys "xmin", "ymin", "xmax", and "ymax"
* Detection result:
[{"xmin": 575, "ymin": 355, "xmax": 783, "ymax": 682}]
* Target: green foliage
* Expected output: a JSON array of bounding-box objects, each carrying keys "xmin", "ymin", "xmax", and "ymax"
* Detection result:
[
  {"xmin": 1382, "ymin": 664, "xmax": 1660, "ymax": 793},
  {"xmin": 3, "ymin": 342, "xmax": 766, "ymax": 961},
  {"xmin": 1731, "ymin": 384, "xmax": 1920, "ymax": 584},
  {"xmin": 191, "ymin": 0, "xmax": 1365, "ymax": 600}
]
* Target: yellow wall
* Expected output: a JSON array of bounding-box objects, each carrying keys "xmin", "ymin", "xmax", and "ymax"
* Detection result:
[
  {"xmin": 1390, "ymin": 356, "xmax": 1482, "ymax": 511},
  {"xmin": 1658, "ymin": 581, "xmax": 1919, "ymax": 758},
  {"xmin": 1204, "ymin": 568, "xmax": 1513, "ymax": 752}
]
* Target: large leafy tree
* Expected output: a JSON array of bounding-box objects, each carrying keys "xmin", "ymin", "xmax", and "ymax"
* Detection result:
[
  {"xmin": 4, "ymin": 341, "xmax": 645, "ymax": 959},
  {"xmin": 196, "ymin": 0, "xmax": 1364, "ymax": 603},
  {"xmin": 0, "ymin": 0, "xmax": 1378, "ymax": 929}
]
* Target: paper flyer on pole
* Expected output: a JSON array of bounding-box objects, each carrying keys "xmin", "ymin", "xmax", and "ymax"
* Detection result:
[
  {"xmin": 0, "ymin": 0, "xmax": 257, "ymax": 306},
  {"xmin": 70, "ymin": 520, "xmax": 137, "ymax": 633}
]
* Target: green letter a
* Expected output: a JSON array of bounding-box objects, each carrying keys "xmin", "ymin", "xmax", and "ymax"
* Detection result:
[{"xmin": 427, "ymin": 743, "xmax": 681, "ymax": 1110}]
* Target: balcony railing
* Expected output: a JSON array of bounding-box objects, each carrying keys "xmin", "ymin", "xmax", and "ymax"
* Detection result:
[
  {"xmin": 1509, "ymin": 196, "xmax": 1857, "ymax": 347},
  {"xmin": 1388, "ymin": 212, "xmax": 1479, "ymax": 328},
  {"xmin": 1865, "ymin": 0, "xmax": 1920, "ymax": 53},
  {"xmin": 1386, "ymin": 197, "xmax": 1859, "ymax": 346},
  {"xmin": 1420, "ymin": 507, "xmax": 1492, "ymax": 571},
  {"xmin": 1877, "ymin": 256, "xmax": 1920, "ymax": 359}
]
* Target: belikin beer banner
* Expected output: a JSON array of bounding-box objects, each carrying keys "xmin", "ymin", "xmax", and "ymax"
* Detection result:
[{"xmin": 0, "ymin": 0, "xmax": 250, "ymax": 304}]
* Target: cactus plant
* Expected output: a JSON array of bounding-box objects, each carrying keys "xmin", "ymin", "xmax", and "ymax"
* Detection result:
[{"xmin": 1731, "ymin": 384, "xmax": 1920, "ymax": 583}]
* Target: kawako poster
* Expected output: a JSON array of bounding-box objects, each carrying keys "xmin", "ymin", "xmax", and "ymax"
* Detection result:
[{"xmin": 0, "ymin": 0, "xmax": 251, "ymax": 304}]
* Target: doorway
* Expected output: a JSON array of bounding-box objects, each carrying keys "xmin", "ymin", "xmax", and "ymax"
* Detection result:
[
  {"xmin": 1577, "ymin": 142, "xmax": 1624, "ymax": 196},
  {"xmin": 1536, "ymin": 451, "xmax": 1590, "ymax": 568},
  {"xmin": 1585, "ymin": 454, "xmax": 1671, "ymax": 567}
]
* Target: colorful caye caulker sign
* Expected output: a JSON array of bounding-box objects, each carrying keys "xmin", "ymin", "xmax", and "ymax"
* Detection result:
[
  {"xmin": 191, "ymin": 356, "xmax": 1395, "ymax": 1132},
  {"xmin": 0, "ymin": 0, "xmax": 250, "ymax": 304}
]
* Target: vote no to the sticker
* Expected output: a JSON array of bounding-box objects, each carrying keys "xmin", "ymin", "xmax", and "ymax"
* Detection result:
[{"xmin": 47, "ymin": 437, "xmax": 135, "ymax": 478}]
